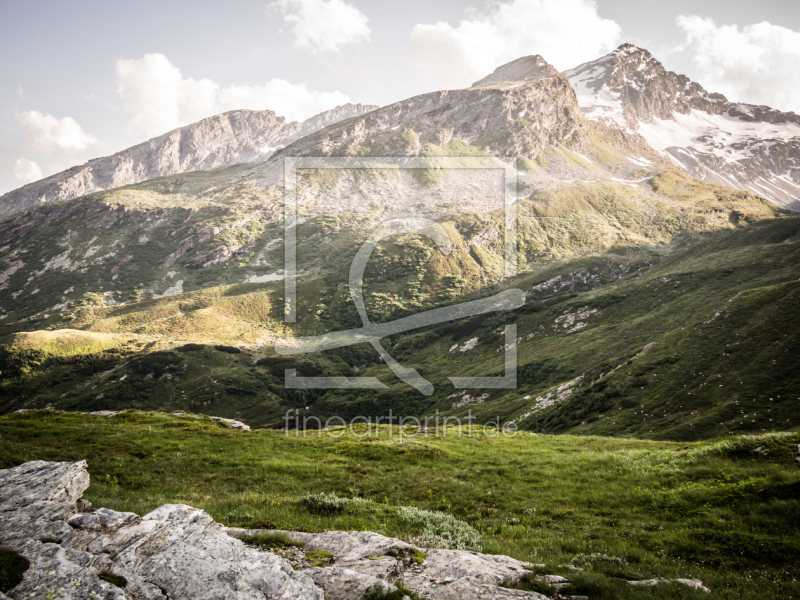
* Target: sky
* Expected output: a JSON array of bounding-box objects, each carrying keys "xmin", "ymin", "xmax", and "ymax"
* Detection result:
[{"xmin": 2, "ymin": 0, "xmax": 800, "ymax": 195}]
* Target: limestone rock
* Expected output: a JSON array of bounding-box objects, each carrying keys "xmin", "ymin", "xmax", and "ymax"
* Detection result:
[
  {"xmin": 305, "ymin": 566, "xmax": 397, "ymax": 599},
  {"xmin": 0, "ymin": 462, "xmax": 322, "ymax": 600},
  {"xmin": 210, "ymin": 416, "xmax": 251, "ymax": 430},
  {"xmin": 471, "ymin": 55, "xmax": 561, "ymax": 88},
  {"xmin": 5, "ymin": 537, "xmax": 126, "ymax": 600},
  {"xmin": 228, "ymin": 528, "xmax": 545, "ymax": 598},
  {"xmin": 629, "ymin": 577, "xmax": 710, "ymax": 593},
  {"xmin": 0, "ymin": 460, "xmax": 89, "ymax": 511},
  {"xmin": 67, "ymin": 507, "xmax": 139, "ymax": 531}
]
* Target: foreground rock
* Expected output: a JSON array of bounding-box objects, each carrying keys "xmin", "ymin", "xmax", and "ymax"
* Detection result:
[
  {"xmin": 0, "ymin": 461, "xmax": 546, "ymax": 599},
  {"xmin": 629, "ymin": 578, "xmax": 711, "ymax": 593}
]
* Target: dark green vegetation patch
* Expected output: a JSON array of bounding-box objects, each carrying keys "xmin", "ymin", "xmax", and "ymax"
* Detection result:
[
  {"xmin": 0, "ymin": 548, "xmax": 29, "ymax": 593},
  {"xmin": 97, "ymin": 572, "xmax": 127, "ymax": 588},
  {"xmin": 240, "ymin": 532, "xmax": 305, "ymax": 550}
]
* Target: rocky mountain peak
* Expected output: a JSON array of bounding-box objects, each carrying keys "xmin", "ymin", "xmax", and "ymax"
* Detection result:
[
  {"xmin": 564, "ymin": 43, "xmax": 726, "ymax": 131},
  {"xmin": 565, "ymin": 44, "xmax": 800, "ymax": 210},
  {"xmin": 470, "ymin": 55, "xmax": 561, "ymax": 87}
]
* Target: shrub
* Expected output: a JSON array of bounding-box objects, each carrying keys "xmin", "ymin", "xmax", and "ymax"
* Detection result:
[
  {"xmin": 571, "ymin": 553, "xmax": 640, "ymax": 579},
  {"xmin": 225, "ymin": 509, "xmax": 255, "ymax": 525},
  {"xmin": 0, "ymin": 346, "xmax": 47, "ymax": 379},
  {"xmin": 131, "ymin": 351, "xmax": 181, "ymax": 378},
  {"xmin": 301, "ymin": 492, "xmax": 347, "ymax": 516},
  {"xmin": 397, "ymin": 507, "xmax": 482, "ymax": 552},
  {"xmin": 176, "ymin": 343, "xmax": 204, "ymax": 352},
  {"xmin": 215, "ymin": 345, "xmax": 241, "ymax": 354}
]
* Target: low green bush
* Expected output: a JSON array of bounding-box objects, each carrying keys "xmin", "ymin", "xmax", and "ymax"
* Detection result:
[
  {"xmin": 301, "ymin": 492, "xmax": 347, "ymax": 516},
  {"xmin": 397, "ymin": 506, "xmax": 482, "ymax": 552},
  {"xmin": 214, "ymin": 345, "xmax": 241, "ymax": 354}
]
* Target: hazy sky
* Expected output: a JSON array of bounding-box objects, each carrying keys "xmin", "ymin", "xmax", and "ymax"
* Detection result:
[{"xmin": 2, "ymin": 0, "xmax": 800, "ymax": 195}]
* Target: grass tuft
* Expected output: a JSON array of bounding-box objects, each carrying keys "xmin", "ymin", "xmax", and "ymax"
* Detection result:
[{"xmin": 240, "ymin": 532, "xmax": 305, "ymax": 550}]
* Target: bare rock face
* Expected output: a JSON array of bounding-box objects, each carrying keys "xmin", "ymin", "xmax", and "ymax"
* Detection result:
[
  {"xmin": 564, "ymin": 44, "xmax": 728, "ymax": 131},
  {"xmin": 227, "ymin": 528, "xmax": 546, "ymax": 599},
  {"xmin": 277, "ymin": 66, "xmax": 588, "ymax": 160},
  {"xmin": 1, "ymin": 461, "xmax": 547, "ymax": 599},
  {"xmin": 0, "ymin": 460, "xmax": 89, "ymax": 511},
  {"xmin": 0, "ymin": 104, "xmax": 377, "ymax": 220},
  {"xmin": 471, "ymin": 55, "xmax": 561, "ymax": 88},
  {"xmin": 565, "ymin": 43, "xmax": 800, "ymax": 211}
]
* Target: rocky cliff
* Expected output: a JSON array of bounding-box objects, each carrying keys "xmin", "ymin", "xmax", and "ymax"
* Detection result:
[
  {"xmin": 274, "ymin": 56, "xmax": 588, "ymax": 160},
  {"xmin": 0, "ymin": 104, "xmax": 377, "ymax": 219},
  {"xmin": 565, "ymin": 44, "xmax": 800, "ymax": 211}
]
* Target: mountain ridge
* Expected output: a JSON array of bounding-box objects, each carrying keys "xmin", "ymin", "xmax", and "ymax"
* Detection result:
[
  {"xmin": 564, "ymin": 43, "xmax": 800, "ymax": 211},
  {"xmin": 0, "ymin": 103, "xmax": 378, "ymax": 219}
]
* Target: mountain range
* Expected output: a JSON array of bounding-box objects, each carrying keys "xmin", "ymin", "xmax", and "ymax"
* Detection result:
[
  {"xmin": 0, "ymin": 103, "xmax": 377, "ymax": 219},
  {"xmin": 0, "ymin": 44, "xmax": 797, "ymax": 440}
]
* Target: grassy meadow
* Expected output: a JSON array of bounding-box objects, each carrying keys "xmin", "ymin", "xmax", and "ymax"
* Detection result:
[{"xmin": 1, "ymin": 409, "xmax": 798, "ymax": 599}]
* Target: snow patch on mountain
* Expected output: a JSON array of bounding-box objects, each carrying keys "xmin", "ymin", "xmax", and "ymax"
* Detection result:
[
  {"xmin": 565, "ymin": 60, "xmax": 629, "ymax": 131},
  {"xmin": 638, "ymin": 109, "xmax": 800, "ymax": 156}
]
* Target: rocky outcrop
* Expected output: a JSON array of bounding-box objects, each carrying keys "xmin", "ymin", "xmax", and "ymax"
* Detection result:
[
  {"xmin": 564, "ymin": 44, "xmax": 728, "ymax": 131},
  {"xmin": 0, "ymin": 104, "xmax": 377, "ymax": 220},
  {"xmin": 84, "ymin": 411, "xmax": 252, "ymax": 430},
  {"xmin": 0, "ymin": 461, "xmax": 548, "ymax": 599},
  {"xmin": 275, "ymin": 64, "xmax": 588, "ymax": 160},
  {"xmin": 564, "ymin": 43, "xmax": 800, "ymax": 211},
  {"xmin": 471, "ymin": 55, "xmax": 562, "ymax": 88}
]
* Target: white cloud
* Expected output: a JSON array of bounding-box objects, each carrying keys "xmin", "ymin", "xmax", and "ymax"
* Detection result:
[
  {"xmin": 677, "ymin": 16, "xmax": 800, "ymax": 113},
  {"xmin": 407, "ymin": 0, "xmax": 621, "ymax": 90},
  {"xmin": 116, "ymin": 54, "xmax": 219, "ymax": 138},
  {"xmin": 11, "ymin": 158, "xmax": 44, "ymax": 183},
  {"xmin": 17, "ymin": 111, "xmax": 100, "ymax": 153},
  {"xmin": 115, "ymin": 53, "xmax": 352, "ymax": 138},
  {"xmin": 219, "ymin": 80, "xmax": 350, "ymax": 123},
  {"xmin": 16, "ymin": 111, "xmax": 104, "ymax": 172},
  {"xmin": 270, "ymin": 0, "xmax": 371, "ymax": 54}
]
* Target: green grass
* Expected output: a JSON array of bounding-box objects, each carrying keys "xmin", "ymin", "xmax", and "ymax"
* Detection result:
[
  {"xmin": 239, "ymin": 532, "xmax": 305, "ymax": 549},
  {"xmin": 1, "ymin": 410, "xmax": 798, "ymax": 599},
  {"xmin": 305, "ymin": 549, "xmax": 333, "ymax": 566}
]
